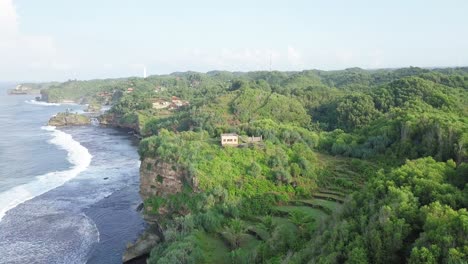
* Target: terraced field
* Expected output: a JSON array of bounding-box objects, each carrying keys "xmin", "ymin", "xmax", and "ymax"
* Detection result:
[
  {"xmin": 315, "ymin": 153, "xmax": 371, "ymax": 191},
  {"xmin": 273, "ymin": 205, "xmax": 329, "ymax": 219},
  {"xmin": 292, "ymin": 198, "xmax": 343, "ymax": 214},
  {"xmin": 193, "ymin": 153, "xmax": 373, "ymax": 262}
]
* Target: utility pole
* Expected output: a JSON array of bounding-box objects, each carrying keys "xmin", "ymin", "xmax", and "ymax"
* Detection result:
[{"xmin": 269, "ymin": 53, "xmax": 272, "ymax": 72}]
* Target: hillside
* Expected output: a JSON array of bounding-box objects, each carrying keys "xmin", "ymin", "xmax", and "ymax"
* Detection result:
[{"xmin": 38, "ymin": 67, "xmax": 468, "ymax": 263}]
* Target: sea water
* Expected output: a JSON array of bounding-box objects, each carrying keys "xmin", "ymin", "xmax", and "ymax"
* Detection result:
[{"xmin": 0, "ymin": 84, "xmax": 146, "ymax": 264}]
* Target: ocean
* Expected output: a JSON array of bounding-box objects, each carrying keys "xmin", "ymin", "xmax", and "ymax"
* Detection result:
[{"xmin": 0, "ymin": 84, "xmax": 146, "ymax": 264}]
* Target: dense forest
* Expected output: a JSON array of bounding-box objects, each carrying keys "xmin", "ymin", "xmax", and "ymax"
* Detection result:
[{"xmin": 42, "ymin": 67, "xmax": 468, "ymax": 263}]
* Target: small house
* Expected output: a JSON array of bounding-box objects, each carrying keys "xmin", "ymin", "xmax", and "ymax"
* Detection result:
[{"xmin": 221, "ymin": 133, "xmax": 239, "ymax": 147}]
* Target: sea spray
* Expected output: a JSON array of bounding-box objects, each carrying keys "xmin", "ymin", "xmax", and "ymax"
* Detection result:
[
  {"xmin": 0, "ymin": 126, "xmax": 92, "ymax": 221},
  {"xmin": 24, "ymin": 100, "xmax": 61, "ymax": 106}
]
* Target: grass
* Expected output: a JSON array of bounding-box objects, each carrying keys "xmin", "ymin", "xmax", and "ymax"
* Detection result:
[
  {"xmin": 320, "ymin": 185, "xmax": 353, "ymax": 194},
  {"xmin": 293, "ymin": 199, "xmax": 342, "ymax": 212},
  {"xmin": 272, "ymin": 216, "xmax": 293, "ymax": 226},
  {"xmin": 273, "ymin": 205, "xmax": 328, "ymax": 220},
  {"xmin": 239, "ymin": 233, "xmax": 262, "ymax": 250},
  {"xmin": 246, "ymin": 225, "xmax": 270, "ymax": 241},
  {"xmin": 311, "ymin": 192, "xmax": 346, "ymax": 203},
  {"xmin": 194, "ymin": 231, "xmax": 230, "ymax": 263},
  {"xmin": 309, "ymin": 199, "xmax": 342, "ymax": 211},
  {"xmin": 317, "ymin": 189, "xmax": 347, "ymax": 197}
]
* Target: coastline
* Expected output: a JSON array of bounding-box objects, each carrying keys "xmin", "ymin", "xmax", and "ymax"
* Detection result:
[
  {"xmin": 0, "ymin": 97, "xmax": 146, "ymax": 263},
  {"xmin": 0, "ymin": 126, "xmax": 92, "ymax": 221},
  {"xmin": 0, "ymin": 125, "xmax": 146, "ymax": 263}
]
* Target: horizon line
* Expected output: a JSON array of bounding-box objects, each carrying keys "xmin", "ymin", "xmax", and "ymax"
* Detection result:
[{"xmin": 3, "ymin": 65, "xmax": 467, "ymax": 84}]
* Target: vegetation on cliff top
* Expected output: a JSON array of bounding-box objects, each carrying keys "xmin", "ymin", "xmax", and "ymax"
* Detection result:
[
  {"xmin": 48, "ymin": 112, "xmax": 91, "ymax": 126},
  {"xmin": 39, "ymin": 67, "xmax": 468, "ymax": 263}
]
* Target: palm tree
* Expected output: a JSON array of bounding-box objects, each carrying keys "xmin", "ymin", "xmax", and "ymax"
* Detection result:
[{"xmin": 223, "ymin": 218, "xmax": 246, "ymax": 249}]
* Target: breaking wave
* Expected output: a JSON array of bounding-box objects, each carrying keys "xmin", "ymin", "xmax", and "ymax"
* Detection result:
[
  {"xmin": 0, "ymin": 126, "xmax": 92, "ymax": 221},
  {"xmin": 25, "ymin": 100, "xmax": 60, "ymax": 106}
]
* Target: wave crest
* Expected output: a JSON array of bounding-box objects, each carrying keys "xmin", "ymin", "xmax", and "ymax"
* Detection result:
[
  {"xmin": 0, "ymin": 126, "xmax": 92, "ymax": 221},
  {"xmin": 25, "ymin": 100, "xmax": 60, "ymax": 106}
]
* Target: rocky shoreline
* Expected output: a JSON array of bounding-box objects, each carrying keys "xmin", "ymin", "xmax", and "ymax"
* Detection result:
[{"xmin": 44, "ymin": 100, "xmax": 160, "ymax": 263}]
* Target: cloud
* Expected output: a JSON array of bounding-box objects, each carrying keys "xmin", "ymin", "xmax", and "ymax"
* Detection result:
[
  {"xmin": 0, "ymin": 0, "xmax": 60, "ymax": 80},
  {"xmin": 0, "ymin": 0, "xmax": 18, "ymax": 37}
]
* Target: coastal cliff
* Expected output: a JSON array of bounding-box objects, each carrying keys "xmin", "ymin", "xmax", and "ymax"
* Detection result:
[
  {"xmin": 140, "ymin": 157, "xmax": 194, "ymax": 216},
  {"xmin": 99, "ymin": 113, "xmax": 141, "ymax": 135},
  {"xmin": 48, "ymin": 112, "xmax": 91, "ymax": 126},
  {"xmin": 122, "ymin": 156, "xmax": 194, "ymax": 264}
]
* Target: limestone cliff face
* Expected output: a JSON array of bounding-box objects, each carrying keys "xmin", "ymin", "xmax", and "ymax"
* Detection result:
[
  {"xmin": 140, "ymin": 157, "xmax": 188, "ymax": 201},
  {"xmin": 127, "ymin": 144, "xmax": 198, "ymax": 260}
]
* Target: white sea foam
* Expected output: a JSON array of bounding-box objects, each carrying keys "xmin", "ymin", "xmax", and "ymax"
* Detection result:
[
  {"xmin": 25, "ymin": 100, "xmax": 60, "ymax": 106},
  {"xmin": 85, "ymin": 213, "xmax": 101, "ymax": 243},
  {"xmin": 0, "ymin": 126, "xmax": 92, "ymax": 221}
]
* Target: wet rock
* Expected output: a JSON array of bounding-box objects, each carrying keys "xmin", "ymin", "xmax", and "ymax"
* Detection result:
[{"xmin": 123, "ymin": 230, "xmax": 160, "ymax": 264}]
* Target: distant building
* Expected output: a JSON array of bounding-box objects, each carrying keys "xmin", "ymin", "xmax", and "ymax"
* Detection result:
[
  {"xmin": 126, "ymin": 88, "xmax": 134, "ymax": 93},
  {"xmin": 150, "ymin": 96, "xmax": 190, "ymax": 110},
  {"xmin": 221, "ymin": 133, "xmax": 239, "ymax": 147},
  {"xmin": 152, "ymin": 99, "xmax": 171, "ymax": 109},
  {"xmin": 168, "ymin": 96, "xmax": 190, "ymax": 110}
]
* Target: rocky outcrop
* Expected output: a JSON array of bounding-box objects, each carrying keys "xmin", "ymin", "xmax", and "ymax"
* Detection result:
[
  {"xmin": 48, "ymin": 112, "xmax": 91, "ymax": 126},
  {"xmin": 39, "ymin": 89, "xmax": 49, "ymax": 102},
  {"xmin": 123, "ymin": 230, "xmax": 160, "ymax": 264}
]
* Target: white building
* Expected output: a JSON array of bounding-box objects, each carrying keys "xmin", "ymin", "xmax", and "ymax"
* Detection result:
[{"xmin": 221, "ymin": 133, "xmax": 239, "ymax": 146}]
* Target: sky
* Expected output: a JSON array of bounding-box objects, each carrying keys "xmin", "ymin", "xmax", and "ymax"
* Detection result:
[{"xmin": 0, "ymin": 0, "xmax": 467, "ymax": 81}]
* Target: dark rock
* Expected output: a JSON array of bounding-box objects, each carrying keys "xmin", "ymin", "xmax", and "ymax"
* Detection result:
[
  {"xmin": 136, "ymin": 203, "xmax": 144, "ymax": 212},
  {"xmin": 122, "ymin": 230, "xmax": 160, "ymax": 263}
]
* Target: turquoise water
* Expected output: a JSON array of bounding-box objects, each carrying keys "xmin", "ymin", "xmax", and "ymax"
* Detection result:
[{"xmin": 0, "ymin": 84, "xmax": 145, "ymax": 263}]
